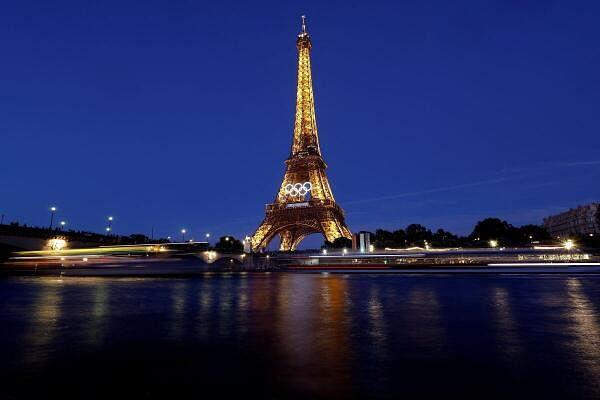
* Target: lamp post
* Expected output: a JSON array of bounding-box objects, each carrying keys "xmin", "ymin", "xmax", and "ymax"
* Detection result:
[
  {"xmin": 60, "ymin": 221, "xmax": 66, "ymax": 231},
  {"xmin": 205, "ymin": 233, "xmax": 211, "ymax": 244},
  {"xmin": 49, "ymin": 206, "xmax": 57, "ymax": 229},
  {"xmin": 181, "ymin": 229, "xmax": 186, "ymax": 242}
]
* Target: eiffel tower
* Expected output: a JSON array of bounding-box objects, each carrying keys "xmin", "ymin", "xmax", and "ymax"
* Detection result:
[{"xmin": 251, "ymin": 16, "xmax": 352, "ymax": 252}]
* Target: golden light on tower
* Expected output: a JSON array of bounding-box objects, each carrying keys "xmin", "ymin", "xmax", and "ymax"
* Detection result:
[{"xmin": 251, "ymin": 16, "xmax": 352, "ymax": 252}]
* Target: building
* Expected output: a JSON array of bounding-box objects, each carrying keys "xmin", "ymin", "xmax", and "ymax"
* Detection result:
[
  {"xmin": 543, "ymin": 203, "xmax": 600, "ymax": 238},
  {"xmin": 352, "ymin": 231, "xmax": 372, "ymax": 253}
]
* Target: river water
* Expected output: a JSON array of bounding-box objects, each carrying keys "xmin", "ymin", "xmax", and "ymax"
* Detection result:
[{"xmin": 1, "ymin": 273, "xmax": 599, "ymax": 399}]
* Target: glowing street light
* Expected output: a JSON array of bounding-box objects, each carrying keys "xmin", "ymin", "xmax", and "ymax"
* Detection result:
[
  {"xmin": 60, "ymin": 221, "xmax": 66, "ymax": 230},
  {"xmin": 49, "ymin": 206, "xmax": 57, "ymax": 229},
  {"xmin": 106, "ymin": 216, "xmax": 114, "ymax": 233},
  {"xmin": 342, "ymin": 248, "xmax": 348, "ymax": 255},
  {"xmin": 181, "ymin": 229, "xmax": 187, "ymax": 242},
  {"xmin": 205, "ymin": 233, "xmax": 211, "ymax": 244},
  {"xmin": 322, "ymin": 249, "xmax": 328, "ymax": 255},
  {"xmin": 563, "ymin": 239, "xmax": 575, "ymax": 250},
  {"xmin": 47, "ymin": 237, "xmax": 67, "ymax": 251},
  {"xmin": 489, "ymin": 240, "xmax": 498, "ymax": 248}
]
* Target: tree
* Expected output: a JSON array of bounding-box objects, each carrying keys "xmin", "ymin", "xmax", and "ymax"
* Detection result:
[
  {"xmin": 431, "ymin": 229, "xmax": 459, "ymax": 247},
  {"xmin": 214, "ymin": 236, "xmax": 243, "ymax": 253},
  {"xmin": 129, "ymin": 234, "xmax": 150, "ymax": 244},
  {"xmin": 516, "ymin": 224, "xmax": 550, "ymax": 243},
  {"xmin": 373, "ymin": 229, "xmax": 394, "ymax": 249},
  {"xmin": 471, "ymin": 218, "xmax": 512, "ymax": 242},
  {"xmin": 405, "ymin": 224, "xmax": 432, "ymax": 246},
  {"xmin": 392, "ymin": 229, "xmax": 407, "ymax": 248}
]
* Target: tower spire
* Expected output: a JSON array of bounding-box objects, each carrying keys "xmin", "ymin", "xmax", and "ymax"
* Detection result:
[{"xmin": 292, "ymin": 14, "xmax": 318, "ymax": 157}]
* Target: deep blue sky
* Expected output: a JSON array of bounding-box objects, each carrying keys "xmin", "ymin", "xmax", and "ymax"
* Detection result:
[{"xmin": 1, "ymin": 1, "xmax": 599, "ymax": 247}]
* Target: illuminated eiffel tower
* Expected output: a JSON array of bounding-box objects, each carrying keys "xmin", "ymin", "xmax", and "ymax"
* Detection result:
[{"xmin": 251, "ymin": 16, "xmax": 352, "ymax": 252}]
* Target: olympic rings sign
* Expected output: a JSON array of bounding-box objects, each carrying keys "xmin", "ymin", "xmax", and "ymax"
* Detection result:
[{"xmin": 283, "ymin": 182, "xmax": 312, "ymax": 197}]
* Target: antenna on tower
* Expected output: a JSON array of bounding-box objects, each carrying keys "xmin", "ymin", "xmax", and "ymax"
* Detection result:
[{"xmin": 301, "ymin": 15, "xmax": 307, "ymax": 33}]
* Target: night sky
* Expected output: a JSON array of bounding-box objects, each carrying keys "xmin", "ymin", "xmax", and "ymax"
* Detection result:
[{"xmin": 1, "ymin": 1, "xmax": 599, "ymax": 247}]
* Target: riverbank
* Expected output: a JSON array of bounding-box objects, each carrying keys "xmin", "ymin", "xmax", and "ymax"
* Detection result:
[{"xmin": 2, "ymin": 259, "xmax": 600, "ymax": 277}]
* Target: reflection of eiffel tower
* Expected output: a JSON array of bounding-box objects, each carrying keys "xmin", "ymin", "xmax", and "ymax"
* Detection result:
[{"xmin": 252, "ymin": 16, "xmax": 352, "ymax": 252}]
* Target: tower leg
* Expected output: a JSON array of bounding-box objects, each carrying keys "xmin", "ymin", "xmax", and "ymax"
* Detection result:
[{"xmin": 251, "ymin": 219, "xmax": 275, "ymax": 252}]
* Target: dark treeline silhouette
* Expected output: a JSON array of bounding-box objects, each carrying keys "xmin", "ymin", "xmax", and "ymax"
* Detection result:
[
  {"xmin": 0, "ymin": 221, "xmax": 168, "ymax": 245},
  {"xmin": 325, "ymin": 218, "xmax": 599, "ymax": 250},
  {"xmin": 214, "ymin": 236, "xmax": 244, "ymax": 253},
  {"xmin": 371, "ymin": 219, "xmax": 552, "ymax": 249}
]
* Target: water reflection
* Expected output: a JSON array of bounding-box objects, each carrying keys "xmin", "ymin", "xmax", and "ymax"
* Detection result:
[
  {"xmin": 275, "ymin": 274, "xmax": 318, "ymax": 367},
  {"xmin": 405, "ymin": 287, "xmax": 446, "ymax": 359},
  {"xmin": 24, "ymin": 278, "xmax": 64, "ymax": 368},
  {"xmin": 86, "ymin": 282, "xmax": 109, "ymax": 347},
  {"xmin": 3, "ymin": 274, "xmax": 600, "ymax": 399},
  {"xmin": 316, "ymin": 276, "xmax": 351, "ymax": 397},
  {"xmin": 565, "ymin": 277, "xmax": 600, "ymax": 390},
  {"xmin": 196, "ymin": 279, "xmax": 214, "ymax": 340},
  {"xmin": 170, "ymin": 280, "xmax": 188, "ymax": 340},
  {"xmin": 490, "ymin": 287, "xmax": 522, "ymax": 363},
  {"xmin": 366, "ymin": 286, "xmax": 388, "ymax": 357}
]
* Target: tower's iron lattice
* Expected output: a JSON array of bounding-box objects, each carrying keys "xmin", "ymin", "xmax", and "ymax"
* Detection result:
[{"xmin": 251, "ymin": 17, "xmax": 352, "ymax": 252}]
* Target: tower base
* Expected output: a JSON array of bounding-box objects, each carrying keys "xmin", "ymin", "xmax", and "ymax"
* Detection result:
[{"xmin": 251, "ymin": 200, "xmax": 351, "ymax": 251}]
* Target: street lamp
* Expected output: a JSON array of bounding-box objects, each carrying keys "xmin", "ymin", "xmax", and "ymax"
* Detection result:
[
  {"xmin": 107, "ymin": 216, "xmax": 113, "ymax": 233},
  {"xmin": 181, "ymin": 229, "xmax": 186, "ymax": 242},
  {"xmin": 60, "ymin": 221, "xmax": 66, "ymax": 230},
  {"xmin": 205, "ymin": 233, "xmax": 211, "ymax": 243},
  {"xmin": 49, "ymin": 206, "xmax": 57, "ymax": 229},
  {"xmin": 489, "ymin": 240, "xmax": 498, "ymax": 248}
]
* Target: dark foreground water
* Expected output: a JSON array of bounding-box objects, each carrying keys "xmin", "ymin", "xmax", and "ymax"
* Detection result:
[{"xmin": 1, "ymin": 273, "xmax": 599, "ymax": 399}]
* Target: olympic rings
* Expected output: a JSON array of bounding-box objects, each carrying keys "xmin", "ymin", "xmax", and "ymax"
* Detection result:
[{"xmin": 284, "ymin": 182, "xmax": 312, "ymax": 197}]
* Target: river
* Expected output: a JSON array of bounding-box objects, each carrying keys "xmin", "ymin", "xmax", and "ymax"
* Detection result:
[{"xmin": 1, "ymin": 273, "xmax": 599, "ymax": 399}]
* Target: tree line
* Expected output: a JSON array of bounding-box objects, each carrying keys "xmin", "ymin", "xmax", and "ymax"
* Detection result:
[{"xmin": 326, "ymin": 217, "xmax": 599, "ymax": 250}]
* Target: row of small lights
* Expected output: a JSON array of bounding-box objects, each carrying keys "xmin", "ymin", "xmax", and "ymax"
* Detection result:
[
  {"xmin": 51, "ymin": 206, "xmax": 216, "ymax": 242},
  {"xmin": 177, "ymin": 230, "xmax": 211, "ymax": 243},
  {"xmin": 49, "ymin": 205, "xmax": 114, "ymax": 232},
  {"xmin": 320, "ymin": 238, "xmax": 578, "ymax": 255}
]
